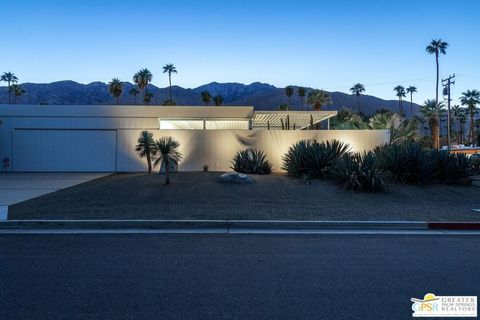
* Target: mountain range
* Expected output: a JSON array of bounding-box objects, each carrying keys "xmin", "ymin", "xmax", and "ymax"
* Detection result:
[{"xmin": 0, "ymin": 81, "xmax": 420, "ymax": 115}]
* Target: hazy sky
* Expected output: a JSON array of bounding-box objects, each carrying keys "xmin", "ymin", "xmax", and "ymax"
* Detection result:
[{"xmin": 1, "ymin": 0, "xmax": 479, "ymax": 104}]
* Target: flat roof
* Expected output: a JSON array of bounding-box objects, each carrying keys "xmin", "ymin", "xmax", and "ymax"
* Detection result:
[
  {"xmin": 0, "ymin": 105, "xmax": 337, "ymax": 129},
  {"xmin": 0, "ymin": 105, "xmax": 254, "ymax": 119}
]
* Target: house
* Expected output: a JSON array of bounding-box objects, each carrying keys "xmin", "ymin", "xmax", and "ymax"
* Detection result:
[{"xmin": 0, "ymin": 105, "xmax": 389, "ymax": 172}]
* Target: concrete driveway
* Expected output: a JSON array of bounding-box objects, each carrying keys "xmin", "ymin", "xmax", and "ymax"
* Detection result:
[{"xmin": 0, "ymin": 173, "xmax": 110, "ymax": 219}]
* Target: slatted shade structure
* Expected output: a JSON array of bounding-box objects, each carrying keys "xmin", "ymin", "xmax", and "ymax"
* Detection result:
[{"xmin": 252, "ymin": 111, "xmax": 337, "ymax": 129}]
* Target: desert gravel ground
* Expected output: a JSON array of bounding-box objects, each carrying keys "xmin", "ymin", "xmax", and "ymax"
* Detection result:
[{"xmin": 8, "ymin": 172, "xmax": 480, "ymax": 221}]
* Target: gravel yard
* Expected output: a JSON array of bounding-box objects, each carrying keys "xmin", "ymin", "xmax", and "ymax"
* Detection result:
[{"xmin": 8, "ymin": 172, "xmax": 480, "ymax": 221}]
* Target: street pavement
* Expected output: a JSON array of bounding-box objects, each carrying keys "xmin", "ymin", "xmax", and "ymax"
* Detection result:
[{"xmin": 1, "ymin": 233, "xmax": 479, "ymax": 319}]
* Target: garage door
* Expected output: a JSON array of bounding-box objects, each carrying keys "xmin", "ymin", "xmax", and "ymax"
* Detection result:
[{"xmin": 12, "ymin": 129, "xmax": 116, "ymax": 172}]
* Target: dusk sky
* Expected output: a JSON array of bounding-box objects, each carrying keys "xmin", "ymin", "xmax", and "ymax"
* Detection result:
[{"xmin": 1, "ymin": 0, "xmax": 479, "ymax": 104}]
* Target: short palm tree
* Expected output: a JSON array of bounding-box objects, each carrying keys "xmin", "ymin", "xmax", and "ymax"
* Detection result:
[
  {"xmin": 298, "ymin": 87, "xmax": 306, "ymax": 111},
  {"xmin": 460, "ymin": 89, "xmax": 480, "ymax": 145},
  {"xmin": 350, "ymin": 83, "xmax": 365, "ymax": 112},
  {"xmin": 144, "ymin": 92, "xmax": 153, "ymax": 105},
  {"xmin": 420, "ymin": 99, "xmax": 446, "ymax": 147},
  {"xmin": 133, "ymin": 68, "xmax": 153, "ymax": 102},
  {"xmin": 285, "ymin": 86, "xmax": 294, "ymax": 110},
  {"xmin": 426, "ymin": 39, "xmax": 448, "ymax": 105},
  {"xmin": 213, "ymin": 94, "xmax": 223, "ymax": 106},
  {"xmin": 135, "ymin": 131, "xmax": 157, "ymax": 174},
  {"xmin": 306, "ymin": 89, "xmax": 332, "ymax": 110},
  {"xmin": 406, "ymin": 86, "xmax": 417, "ymax": 115},
  {"xmin": 451, "ymin": 105, "xmax": 467, "ymax": 144},
  {"xmin": 393, "ymin": 85, "xmax": 406, "ymax": 115},
  {"xmin": 108, "ymin": 78, "xmax": 123, "ymax": 105},
  {"xmin": 129, "ymin": 87, "xmax": 140, "ymax": 105},
  {"xmin": 162, "ymin": 64, "xmax": 177, "ymax": 103},
  {"xmin": 153, "ymin": 137, "xmax": 183, "ymax": 185},
  {"xmin": 9, "ymin": 84, "xmax": 25, "ymax": 104},
  {"xmin": 201, "ymin": 90, "xmax": 211, "ymax": 106},
  {"xmin": 1, "ymin": 72, "xmax": 19, "ymax": 104}
]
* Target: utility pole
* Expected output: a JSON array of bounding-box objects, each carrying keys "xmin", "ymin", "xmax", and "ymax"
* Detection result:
[{"xmin": 442, "ymin": 74, "xmax": 455, "ymax": 153}]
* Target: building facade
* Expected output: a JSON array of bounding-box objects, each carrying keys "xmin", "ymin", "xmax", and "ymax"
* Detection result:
[{"xmin": 0, "ymin": 105, "xmax": 389, "ymax": 172}]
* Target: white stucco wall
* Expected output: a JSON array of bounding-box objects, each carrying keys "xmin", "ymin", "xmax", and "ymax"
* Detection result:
[{"xmin": 117, "ymin": 129, "xmax": 390, "ymax": 172}]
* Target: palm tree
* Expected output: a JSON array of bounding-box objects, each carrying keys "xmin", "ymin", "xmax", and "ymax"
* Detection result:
[
  {"xmin": 135, "ymin": 131, "xmax": 157, "ymax": 174},
  {"xmin": 1, "ymin": 72, "xmax": 19, "ymax": 104},
  {"xmin": 162, "ymin": 64, "xmax": 177, "ymax": 103},
  {"xmin": 213, "ymin": 94, "xmax": 223, "ymax": 106},
  {"xmin": 420, "ymin": 99, "xmax": 446, "ymax": 148},
  {"xmin": 144, "ymin": 93, "xmax": 153, "ymax": 106},
  {"xmin": 153, "ymin": 136, "xmax": 182, "ymax": 185},
  {"xmin": 393, "ymin": 86, "xmax": 406, "ymax": 115},
  {"xmin": 451, "ymin": 105, "xmax": 465, "ymax": 144},
  {"xmin": 133, "ymin": 68, "xmax": 152, "ymax": 102},
  {"xmin": 368, "ymin": 112, "xmax": 420, "ymax": 144},
  {"xmin": 460, "ymin": 89, "xmax": 480, "ymax": 145},
  {"xmin": 108, "ymin": 78, "xmax": 123, "ymax": 105},
  {"xmin": 298, "ymin": 87, "xmax": 306, "ymax": 111},
  {"xmin": 9, "ymin": 84, "xmax": 25, "ymax": 104},
  {"xmin": 285, "ymin": 86, "xmax": 294, "ymax": 109},
  {"xmin": 129, "ymin": 87, "xmax": 140, "ymax": 105},
  {"xmin": 306, "ymin": 89, "xmax": 332, "ymax": 110},
  {"xmin": 406, "ymin": 86, "xmax": 417, "ymax": 115},
  {"xmin": 349, "ymin": 83, "xmax": 365, "ymax": 112},
  {"xmin": 426, "ymin": 39, "xmax": 448, "ymax": 105},
  {"xmin": 201, "ymin": 90, "xmax": 211, "ymax": 106}
]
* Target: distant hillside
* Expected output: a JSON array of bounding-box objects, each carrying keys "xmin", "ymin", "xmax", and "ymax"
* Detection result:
[{"xmin": 0, "ymin": 81, "xmax": 420, "ymax": 115}]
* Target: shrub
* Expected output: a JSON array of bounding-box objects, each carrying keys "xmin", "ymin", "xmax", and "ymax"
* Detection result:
[
  {"xmin": 281, "ymin": 140, "xmax": 312, "ymax": 177},
  {"xmin": 282, "ymin": 139, "xmax": 350, "ymax": 178},
  {"xmin": 375, "ymin": 142, "xmax": 474, "ymax": 185},
  {"xmin": 328, "ymin": 152, "xmax": 385, "ymax": 192},
  {"xmin": 435, "ymin": 152, "xmax": 472, "ymax": 185},
  {"xmin": 472, "ymin": 158, "xmax": 480, "ymax": 175},
  {"xmin": 231, "ymin": 148, "xmax": 272, "ymax": 174},
  {"xmin": 375, "ymin": 142, "xmax": 438, "ymax": 184}
]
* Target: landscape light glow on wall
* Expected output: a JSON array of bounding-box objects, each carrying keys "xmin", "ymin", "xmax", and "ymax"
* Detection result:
[
  {"xmin": 159, "ymin": 119, "xmax": 249, "ymax": 130},
  {"xmin": 159, "ymin": 119, "xmax": 204, "ymax": 130}
]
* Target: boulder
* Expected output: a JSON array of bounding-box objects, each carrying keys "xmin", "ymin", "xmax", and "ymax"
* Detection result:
[{"xmin": 219, "ymin": 171, "xmax": 253, "ymax": 183}]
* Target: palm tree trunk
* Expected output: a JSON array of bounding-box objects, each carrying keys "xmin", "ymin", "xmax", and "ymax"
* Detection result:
[
  {"xmin": 116, "ymin": 96, "xmax": 119, "ymax": 105},
  {"xmin": 435, "ymin": 54, "xmax": 439, "ymax": 105},
  {"xmin": 431, "ymin": 117, "xmax": 440, "ymax": 149},
  {"xmin": 469, "ymin": 109, "xmax": 475, "ymax": 145},
  {"xmin": 301, "ymin": 98, "xmax": 304, "ymax": 111},
  {"xmin": 169, "ymin": 74, "xmax": 172, "ymax": 101},
  {"xmin": 165, "ymin": 159, "xmax": 170, "ymax": 185},
  {"xmin": 134, "ymin": 95, "xmax": 137, "ymax": 105},
  {"xmin": 410, "ymin": 93, "xmax": 413, "ymax": 115},
  {"xmin": 8, "ymin": 81, "xmax": 11, "ymax": 104},
  {"xmin": 458, "ymin": 119, "xmax": 462, "ymax": 144},
  {"xmin": 398, "ymin": 98, "xmax": 401, "ymax": 114},
  {"xmin": 435, "ymin": 53, "xmax": 440, "ymax": 149},
  {"xmin": 146, "ymin": 153, "xmax": 152, "ymax": 174},
  {"xmin": 357, "ymin": 95, "xmax": 360, "ymax": 112}
]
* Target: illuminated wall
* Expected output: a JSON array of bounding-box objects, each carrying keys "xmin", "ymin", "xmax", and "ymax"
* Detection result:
[{"xmin": 117, "ymin": 129, "xmax": 390, "ymax": 172}]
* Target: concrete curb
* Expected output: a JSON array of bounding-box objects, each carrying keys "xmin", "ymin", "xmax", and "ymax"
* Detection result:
[{"xmin": 1, "ymin": 219, "xmax": 479, "ymax": 230}]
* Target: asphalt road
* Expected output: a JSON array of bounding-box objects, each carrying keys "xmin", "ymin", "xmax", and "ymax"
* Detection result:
[{"xmin": 1, "ymin": 233, "xmax": 479, "ymax": 319}]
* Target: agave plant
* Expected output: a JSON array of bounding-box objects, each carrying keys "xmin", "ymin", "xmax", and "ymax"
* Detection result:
[
  {"xmin": 231, "ymin": 148, "xmax": 272, "ymax": 175},
  {"xmin": 282, "ymin": 140, "xmax": 312, "ymax": 177},
  {"xmin": 435, "ymin": 151, "xmax": 472, "ymax": 185},
  {"xmin": 375, "ymin": 142, "xmax": 438, "ymax": 184},
  {"xmin": 282, "ymin": 139, "xmax": 350, "ymax": 178},
  {"xmin": 328, "ymin": 152, "xmax": 385, "ymax": 192}
]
